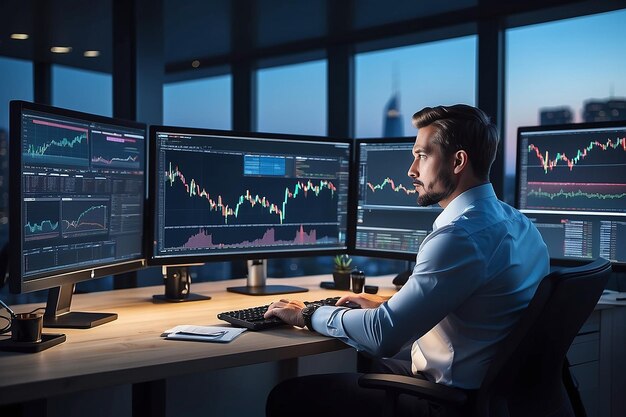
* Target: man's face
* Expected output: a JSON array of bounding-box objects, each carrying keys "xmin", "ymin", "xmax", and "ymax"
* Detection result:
[{"xmin": 407, "ymin": 125, "xmax": 456, "ymax": 207}]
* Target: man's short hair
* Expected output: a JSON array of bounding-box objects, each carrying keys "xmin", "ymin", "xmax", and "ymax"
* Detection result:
[{"xmin": 412, "ymin": 104, "xmax": 499, "ymax": 181}]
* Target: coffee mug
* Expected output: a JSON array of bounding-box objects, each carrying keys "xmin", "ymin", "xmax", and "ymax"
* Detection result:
[
  {"xmin": 165, "ymin": 268, "xmax": 191, "ymax": 300},
  {"xmin": 351, "ymin": 270, "xmax": 366, "ymax": 294},
  {"xmin": 11, "ymin": 313, "xmax": 43, "ymax": 343}
]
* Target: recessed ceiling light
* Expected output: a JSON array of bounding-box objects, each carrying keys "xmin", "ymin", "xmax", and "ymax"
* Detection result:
[
  {"xmin": 11, "ymin": 33, "xmax": 29, "ymax": 40},
  {"xmin": 192, "ymin": 60, "xmax": 200, "ymax": 68},
  {"xmin": 83, "ymin": 50, "xmax": 100, "ymax": 58},
  {"xmin": 51, "ymin": 46, "xmax": 72, "ymax": 54}
]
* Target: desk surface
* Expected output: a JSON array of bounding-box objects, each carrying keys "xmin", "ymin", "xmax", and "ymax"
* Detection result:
[{"xmin": 0, "ymin": 275, "xmax": 396, "ymax": 406}]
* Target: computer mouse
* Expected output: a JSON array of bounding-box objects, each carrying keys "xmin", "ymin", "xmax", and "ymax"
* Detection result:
[{"xmin": 338, "ymin": 300, "xmax": 362, "ymax": 309}]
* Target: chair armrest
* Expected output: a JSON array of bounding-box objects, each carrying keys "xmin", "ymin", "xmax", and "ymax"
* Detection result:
[{"xmin": 358, "ymin": 374, "xmax": 468, "ymax": 405}]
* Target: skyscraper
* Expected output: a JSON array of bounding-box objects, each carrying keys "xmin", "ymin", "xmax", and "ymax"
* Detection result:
[
  {"xmin": 383, "ymin": 93, "xmax": 403, "ymax": 137},
  {"xmin": 539, "ymin": 106, "xmax": 573, "ymax": 125},
  {"xmin": 583, "ymin": 98, "xmax": 626, "ymax": 122}
]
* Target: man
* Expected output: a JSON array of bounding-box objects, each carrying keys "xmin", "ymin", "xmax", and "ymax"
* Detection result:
[{"xmin": 265, "ymin": 105, "xmax": 549, "ymax": 417}]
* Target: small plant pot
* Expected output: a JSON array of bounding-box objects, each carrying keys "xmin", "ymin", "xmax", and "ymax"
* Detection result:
[{"xmin": 333, "ymin": 271, "xmax": 351, "ymax": 290}]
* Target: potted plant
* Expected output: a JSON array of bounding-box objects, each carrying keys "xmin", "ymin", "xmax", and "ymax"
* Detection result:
[{"xmin": 333, "ymin": 254, "xmax": 353, "ymax": 290}]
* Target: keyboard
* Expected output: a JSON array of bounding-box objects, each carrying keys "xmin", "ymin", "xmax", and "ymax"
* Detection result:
[{"xmin": 217, "ymin": 296, "xmax": 360, "ymax": 331}]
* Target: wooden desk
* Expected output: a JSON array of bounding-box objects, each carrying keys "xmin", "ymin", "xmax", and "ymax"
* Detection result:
[{"xmin": 0, "ymin": 275, "xmax": 396, "ymax": 415}]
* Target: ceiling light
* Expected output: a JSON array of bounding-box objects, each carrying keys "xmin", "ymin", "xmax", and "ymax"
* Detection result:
[
  {"xmin": 192, "ymin": 60, "xmax": 200, "ymax": 68},
  {"xmin": 11, "ymin": 33, "xmax": 29, "ymax": 40},
  {"xmin": 83, "ymin": 50, "xmax": 100, "ymax": 58},
  {"xmin": 51, "ymin": 46, "xmax": 72, "ymax": 54}
]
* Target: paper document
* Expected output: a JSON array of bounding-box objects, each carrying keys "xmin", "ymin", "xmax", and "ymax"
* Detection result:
[
  {"xmin": 598, "ymin": 290, "xmax": 626, "ymax": 306},
  {"xmin": 161, "ymin": 325, "xmax": 246, "ymax": 343}
]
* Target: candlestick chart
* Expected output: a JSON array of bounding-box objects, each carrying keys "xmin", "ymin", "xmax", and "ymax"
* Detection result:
[
  {"xmin": 161, "ymin": 150, "xmax": 344, "ymax": 251},
  {"xmin": 354, "ymin": 140, "xmax": 442, "ymax": 259},
  {"xmin": 361, "ymin": 145, "xmax": 416, "ymax": 207},
  {"xmin": 515, "ymin": 125, "xmax": 626, "ymax": 265},
  {"xmin": 521, "ymin": 131, "xmax": 626, "ymax": 213}
]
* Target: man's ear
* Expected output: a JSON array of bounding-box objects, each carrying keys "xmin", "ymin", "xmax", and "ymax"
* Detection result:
[{"xmin": 453, "ymin": 150, "xmax": 468, "ymax": 174}]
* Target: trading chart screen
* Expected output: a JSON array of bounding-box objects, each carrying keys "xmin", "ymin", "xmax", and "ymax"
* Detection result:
[
  {"xmin": 151, "ymin": 130, "xmax": 351, "ymax": 261},
  {"xmin": 354, "ymin": 139, "xmax": 442, "ymax": 259},
  {"xmin": 17, "ymin": 107, "xmax": 146, "ymax": 280},
  {"xmin": 516, "ymin": 123, "xmax": 626, "ymax": 265}
]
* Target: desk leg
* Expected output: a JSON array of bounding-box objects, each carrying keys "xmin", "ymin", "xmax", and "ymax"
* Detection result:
[
  {"xmin": 0, "ymin": 399, "xmax": 47, "ymax": 417},
  {"xmin": 280, "ymin": 358, "xmax": 299, "ymax": 379},
  {"xmin": 133, "ymin": 380, "xmax": 166, "ymax": 417}
]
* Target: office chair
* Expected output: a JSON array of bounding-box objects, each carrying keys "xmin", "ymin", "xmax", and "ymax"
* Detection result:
[{"xmin": 359, "ymin": 257, "xmax": 612, "ymax": 417}]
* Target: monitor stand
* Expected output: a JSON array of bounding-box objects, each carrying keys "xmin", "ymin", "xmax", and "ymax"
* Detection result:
[
  {"xmin": 152, "ymin": 266, "xmax": 211, "ymax": 302},
  {"xmin": 44, "ymin": 283, "xmax": 117, "ymax": 329},
  {"xmin": 227, "ymin": 259, "xmax": 309, "ymax": 296}
]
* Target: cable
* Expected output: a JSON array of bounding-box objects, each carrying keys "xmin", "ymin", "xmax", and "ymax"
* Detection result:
[
  {"xmin": 0, "ymin": 314, "xmax": 10, "ymax": 334},
  {"xmin": 0, "ymin": 298, "xmax": 15, "ymax": 317},
  {"xmin": 27, "ymin": 307, "xmax": 46, "ymax": 315},
  {"xmin": 0, "ymin": 298, "xmax": 15, "ymax": 335},
  {"xmin": 0, "ymin": 243, "xmax": 7, "ymax": 290}
]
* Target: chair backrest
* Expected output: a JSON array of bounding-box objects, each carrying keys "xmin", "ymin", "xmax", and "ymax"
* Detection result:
[{"xmin": 475, "ymin": 257, "xmax": 612, "ymax": 417}]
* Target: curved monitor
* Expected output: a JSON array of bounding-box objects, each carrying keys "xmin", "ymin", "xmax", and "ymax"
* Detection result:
[
  {"xmin": 351, "ymin": 137, "xmax": 442, "ymax": 261},
  {"xmin": 148, "ymin": 126, "xmax": 352, "ymax": 268},
  {"xmin": 515, "ymin": 121, "xmax": 626, "ymax": 267},
  {"xmin": 9, "ymin": 101, "xmax": 147, "ymax": 327}
]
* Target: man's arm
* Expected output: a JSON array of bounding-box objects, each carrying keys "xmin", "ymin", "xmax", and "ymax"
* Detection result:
[{"xmin": 266, "ymin": 227, "xmax": 486, "ymax": 358}]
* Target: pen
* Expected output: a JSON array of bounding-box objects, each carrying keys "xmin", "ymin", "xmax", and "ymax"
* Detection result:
[{"xmin": 175, "ymin": 330, "xmax": 227, "ymax": 338}]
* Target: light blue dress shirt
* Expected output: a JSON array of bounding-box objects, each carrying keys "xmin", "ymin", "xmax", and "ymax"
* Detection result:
[{"xmin": 312, "ymin": 183, "xmax": 549, "ymax": 389}]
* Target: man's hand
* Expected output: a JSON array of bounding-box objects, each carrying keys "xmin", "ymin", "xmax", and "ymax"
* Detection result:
[
  {"xmin": 264, "ymin": 299, "xmax": 307, "ymax": 328},
  {"xmin": 335, "ymin": 293, "xmax": 388, "ymax": 309}
]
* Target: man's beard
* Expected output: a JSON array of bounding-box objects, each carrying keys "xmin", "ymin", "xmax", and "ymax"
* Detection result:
[{"xmin": 416, "ymin": 166, "xmax": 456, "ymax": 207}]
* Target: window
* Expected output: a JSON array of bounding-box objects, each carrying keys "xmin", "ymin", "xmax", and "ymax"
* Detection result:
[
  {"xmin": 0, "ymin": 57, "xmax": 33, "ymax": 303},
  {"xmin": 163, "ymin": 75, "xmax": 232, "ymax": 129},
  {"xmin": 355, "ymin": 36, "xmax": 477, "ymax": 138},
  {"xmin": 0, "ymin": 56, "xmax": 33, "ymax": 132},
  {"xmin": 52, "ymin": 65, "xmax": 112, "ymax": 117},
  {"xmin": 505, "ymin": 9, "xmax": 626, "ymax": 191},
  {"xmin": 256, "ymin": 59, "xmax": 331, "ymax": 276},
  {"xmin": 162, "ymin": 75, "xmax": 234, "ymax": 283},
  {"xmin": 257, "ymin": 60, "xmax": 327, "ymax": 135},
  {"xmin": 0, "ymin": 56, "xmax": 32, "ymax": 233}
]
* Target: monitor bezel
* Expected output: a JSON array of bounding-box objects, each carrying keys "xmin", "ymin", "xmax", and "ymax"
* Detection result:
[
  {"xmin": 515, "ymin": 120, "xmax": 626, "ymax": 269},
  {"xmin": 349, "ymin": 136, "xmax": 427, "ymax": 262},
  {"xmin": 146, "ymin": 125, "xmax": 355, "ymax": 266},
  {"xmin": 9, "ymin": 100, "xmax": 148, "ymax": 294}
]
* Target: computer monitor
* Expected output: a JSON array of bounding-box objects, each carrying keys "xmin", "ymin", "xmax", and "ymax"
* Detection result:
[
  {"xmin": 148, "ymin": 126, "xmax": 352, "ymax": 295},
  {"xmin": 9, "ymin": 101, "xmax": 147, "ymax": 327},
  {"xmin": 351, "ymin": 138, "xmax": 442, "ymax": 262},
  {"xmin": 516, "ymin": 122, "xmax": 626, "ymax": 268}
]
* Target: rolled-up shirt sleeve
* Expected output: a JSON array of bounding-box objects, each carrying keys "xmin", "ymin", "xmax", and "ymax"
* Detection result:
[{"xmin": 311, "ymin": 227, "xmax": 486, "ymax": 358}]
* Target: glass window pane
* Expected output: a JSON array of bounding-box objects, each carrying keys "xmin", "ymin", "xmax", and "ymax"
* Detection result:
[
  {"xmin": 505, "ymin": 9, "xmax": 626, "ymax": 183},
  {"xmin": 0, "ymin": 56, "xmax": 33, "ymax": 244},
  {"xmin": 0, "ymin": 57, "xmax": 33, "ymax": 302},
  {"xmin": 257, "ymin": 60, "xmax": 327, "ymax": 136},
  {"xmin": 356, "ymin": 36, "xmax": 477, "ymax": 138},
  {"xmin": 52, "ymin": 65, "xmax": 112, "ymax": 117},
  {"xmin": 354, "ymin": 0, "xmax": 476, "ymax": 30},
  {"xmin": 0, "ymin": 56, "xmax": 33, "ymax": 132},
  {"xmin": 164, "ymin": 0, "xmax": 231, "ymax": 63},
  {"xmin": 257, "ymin": 0, "xmax": 326, "ymax": 48},
  {"xmin": 163, "ymin": 75, "xmax": 232, "ymax": 130}
]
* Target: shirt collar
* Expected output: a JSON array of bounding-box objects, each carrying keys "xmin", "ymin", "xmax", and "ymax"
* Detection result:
[{"xmin": 432, "ymin": 183, "xmax": 496, "ymax": 230}]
